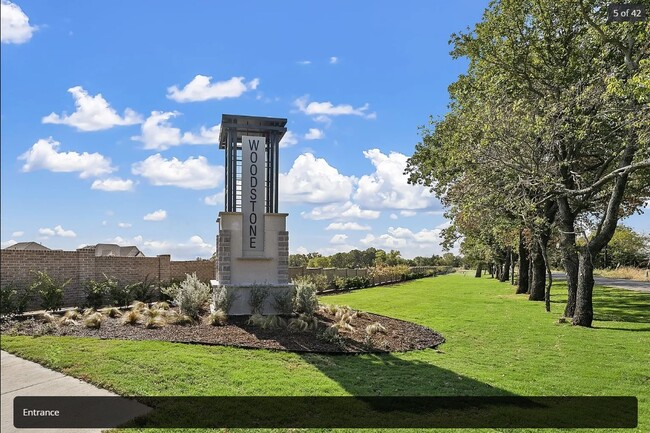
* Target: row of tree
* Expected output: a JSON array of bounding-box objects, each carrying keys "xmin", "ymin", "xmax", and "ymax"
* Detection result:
[
  {"xmin": 289, "ymin": 248, "xmax": 462, "ymax": 269},
  {"xmin": 406, "ymin": 0, "xmax": 649, "ymax": 327}
]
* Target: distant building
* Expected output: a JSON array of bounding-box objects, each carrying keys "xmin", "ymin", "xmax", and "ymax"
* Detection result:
[
  {"xmin": 93, "ymin": 243, "xmax": 144, "ymax": 257},
  {"xmin": 4, "ymin": 242, "xmax": 51, "ymax": 251}
]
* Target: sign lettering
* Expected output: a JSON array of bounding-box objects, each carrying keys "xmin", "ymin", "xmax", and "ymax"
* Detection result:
[{"xmin": 242, "ymin": 135, "xmax": 265, "ymax": 255}]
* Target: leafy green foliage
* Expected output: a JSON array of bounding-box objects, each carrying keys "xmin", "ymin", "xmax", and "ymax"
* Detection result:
[
  {"xmin": 271, "ymin": 288, "xmax": 294, "ymax": 315},
  {"xmin": 292, "ymin": 280, "xmax": 318, "ymax": 317},
  {"xmin": 248, "ymin": 286, "xmax": 269, "ymax": 315},
  {"xmin": 212, "ymin": 285, "xmax": 238, "ymax": 313},
  {"xmin": 83, "ymin": 279, "xmax": 108, "ymax": 309},
  {"xmin": 30, "ymin": 271, "xmax": 69, "ymax": 311},
  {"xmin": 124, "ymin": 275, "xmax": 156, "ymax": 303}
]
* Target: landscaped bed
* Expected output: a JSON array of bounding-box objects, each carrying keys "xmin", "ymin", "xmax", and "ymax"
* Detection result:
[{"xmin": 0, "ymin": 306, "xmax": 444, "ymax": 353}]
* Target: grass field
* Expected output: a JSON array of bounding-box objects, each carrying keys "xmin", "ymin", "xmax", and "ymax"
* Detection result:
[{"xmin": 2, "ymin": 274, "xmax": 649, "ymax": 433}]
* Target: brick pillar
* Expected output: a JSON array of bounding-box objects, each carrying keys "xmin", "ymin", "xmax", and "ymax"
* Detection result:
[
  {"xmin": 277, "ymin": 231, "xmax": 289, "ymax": 284},
  {"xmin": 76, "ymin": 246, "xmax": 96, "ymax": 306},
  {"xmin": 158, "ymin": 255, "xmax": 171, "ymax": 282},
  {"xmin": 216, "ymin": 230, "xmax": 231, "ymax": 284}
]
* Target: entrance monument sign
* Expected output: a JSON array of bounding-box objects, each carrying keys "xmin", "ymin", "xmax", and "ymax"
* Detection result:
[{"xmin": 212, "ymin": 115, "xmax": 290, "ymax": 315}]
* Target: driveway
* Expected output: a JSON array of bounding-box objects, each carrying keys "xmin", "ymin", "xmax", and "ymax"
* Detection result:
[{"xmin": 551, "ymin": 273, "xmax": 650, "ymax": 293}]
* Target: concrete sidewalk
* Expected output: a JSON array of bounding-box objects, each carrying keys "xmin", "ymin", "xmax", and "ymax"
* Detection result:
[{"xmin": 1, "ymin": 350, "xmax": 149, "ymax": 433}]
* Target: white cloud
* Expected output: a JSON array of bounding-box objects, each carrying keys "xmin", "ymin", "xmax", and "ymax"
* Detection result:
[
  {"xmin": 203, "ymin": 189, "xmax": 224, "ymax": 206},
  {"xmin": 294, "ymin": 95, "xmax": 375, "ymax": 120},
  {"xmin": 117, "ymin": 222, "xmax": 132, "ymax": 228},
  {"xmin": 400, "ymin": 210, "xmax": 417, "ymax": 217},
  {"xmin": 167, "ymin": 75, "xmax": 259, "ymax": 102},
  {"xmin": 1, "ymin": 239, "xmax": 18, "ymax": 248},
  {"xmin": 91, "ymin": 177, "xmax": 134, "ymax": 192},
  {"xmin": 131, "ymin": 111, "xmax": 221, "ymax": 150},
  {"xmin": 390, "ymin": 213, "xmax": 398, "ymax": 220},
  {"xmin": 42, "ymin": 86, "xmax": 141, "ymax": 131},
  {"xmin": 1, "ymin": 1, "xmax": 36, "ymax": 44},
  {"xmin": 360, "ymin": 233, "xmax": 407, "ymax": 248},
  {"xmin": 143, "ymin": 209, "xmax": 167, "ymax": 221},
  {"xmin": 297, "ymin": 60, "xmax": 311, "ymax": 65},
  {"xmin": 354, "ymin": 149, "xmax": 441, "ymax": 211},
  {"xmin": 181, "ymin": 123, "xmax": 221, "ymax": 145},
  {"xmin": 330, "ymin": 234, "xmax": 348, "ymax": 244},
  {"xmin": 280, "ymin": 153, "xmax": 355, "ymax": 204},
  {"xmin": 301, "ymin": 201, "xmax": 380, "ymax": 221},
  {"xmin": 38, "ymin": 225, "xmax": 76, "ymax": 238},
  {"xmin": 329, "ymin": 56, "xmax": 339, "ymax": 64},
  {"xmin": 12, "ymin": 231, "xmax": 24, "ymax": 237},
  {"xmin": 304, "ymin": 128, "xmax": 324, "ymax": 140},
  {"xmin": 139, "ymin": 235, "xmax": 214, "ymax": 260},
  {"xmin": 293, "ymin": 246, "xmax": 309, "ymax": 255},
  {"xmin": 325, "ymin": 222, "xmax": 371, "ymax": 231},
  {"xmin": 279, "ymin": 130, "xmax": 298, "ymax": 148},
  {"xmin": 38, "ymin": 227, "xmax": 55, "ymax": 236},
  {"xmin": 132, "ymin": 154, "xmax": 223, "ymax": 190},
  {"xmin": 19, "ymin": 138, "xmax": 115, "ymax": 179},
  {"xmin": 359, "ymin": 223, "xmax": 453, "ymax": 258}
]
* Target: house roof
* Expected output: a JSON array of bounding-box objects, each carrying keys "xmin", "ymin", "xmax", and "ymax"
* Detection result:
[
  {"xmin": 94, "ymin": 244, "xmax": 144, "ymax": 257},
  {"xmin": 4, "ymin": 242, "xmax": 51, "ymax": 251}
]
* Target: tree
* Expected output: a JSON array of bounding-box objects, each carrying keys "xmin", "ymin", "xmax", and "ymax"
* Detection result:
[
  {"xmin": 599, "ymin": 225, "xmax": 649, "ymax": 268},
  {"xmin": 407, "ymin": 0, "xmax": 650, "ymax": 326}
]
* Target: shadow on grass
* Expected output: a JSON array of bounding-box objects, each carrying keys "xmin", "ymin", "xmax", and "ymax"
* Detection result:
[{"xmin": 593, "ymin": 286, "xmax": 650, "ymax": 324}]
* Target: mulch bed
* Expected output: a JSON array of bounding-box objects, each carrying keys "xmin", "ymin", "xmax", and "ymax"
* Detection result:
[{"xmin": 1, "ymin": 308, "xmax": 445, "ymax": 354}]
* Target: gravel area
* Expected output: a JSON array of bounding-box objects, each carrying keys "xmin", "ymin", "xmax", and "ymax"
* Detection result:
[{"xmin": 1, "ymin": 308, "xmax": 445, "ymax": 354}]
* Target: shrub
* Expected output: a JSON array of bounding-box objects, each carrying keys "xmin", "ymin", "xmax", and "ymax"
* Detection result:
[
  {"xmin": 83, "ymin": 279, "xmax": 108, "ymax": 309},
  {"xmin": 121, "ymin": 309, "xmax": 141, "ymax": 326},
  {"xmin": 332, "ymin": 277, "xmax": 346, "ymax": 291},
  {"xmin": 293, "ymin": 281, "xmax": 318, "ymax": 317},
  {"xmin": 365, "ymin": 322, "xmax": 387, "ymax": 336},
  {"xmin": 213, "ymin": 285, "xmax": 239, "ymax": 313},
  {"xmin": 248, "ymin": 286, "xmax": 270, "ymax": 315},
  {"xmin": 166, "ymin": 273, "xmax": 211, "ymax": 319},
  {"xmin": 141, "ymin": 307, "xmax": 162, "ymax": 319},
  {"xmin": 30, "ymin": 271, "xmax": 69, "ymax": 311},
  {"xmin": 293, "ymin": 274, "xmax": 328, "ymax": 293},
  {"xmin": 165, "ymin": 311, "xmax": 194, "ymax": 326},
  {"xmin": 99, "ymin": 307, "xmax": 122, "ymax": 318},
  {"xmin": 206, "ymin": 309, "xmax": 228, "ymax": 326},
  {"xmin": 144, "ymin": 316, "xmax": 165, "ymax": 329},
  {"xmin": 272, "ymin": 288, "xmax": 294, "ymax": 315},
  {"xmin": 40, "ymin": 312, "xmax": 57, "ymax": 323},
  {"xmin": 125, "ymin": 275, "xmax": 156, "ymax": 303},
  {"xmin": 129, "ymin": 301, "xmax": 147, "ymax": 311},
  {"xmin": 158, "ymin": 279, "xmax": 182, "ymax": 302},
  {"xmin": 82, "ymin": 307, "xmax": 96, "ymax": 316},
  {"xmin": 63, "ymin": 310, "xmax": 81, "ymax": 320},
  {"xmin": 104, "ymin": 275, "xmax": 132, "ymax": 307},
  {"xmin": 152, "ymin": 301, "xmax": 170, "ymax": 310},
  {"xmin": 288, "ymin": 317, "xmax": 309, "ymax": 332},
  {"xmin": 59, "ymin": 316, "xmax": 78, "ymax": 326},
  {"xmin": 83, "ymin": 312, "xmax": 103, "ymax": 329},
  {"xmin": 1, "ymin": 284, "xmax": 33, "ymax": 317}
]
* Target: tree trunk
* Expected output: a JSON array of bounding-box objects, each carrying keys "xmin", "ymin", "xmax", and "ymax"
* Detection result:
[
  {"xmin": 529, "ymin": 241, "xmax": 546, "ymax": 301},
  {"xmin": 489, "ymin": 263, "xmax": 494, "ymax": 278},
  {"xmin": 500, "ymin": 248, "xmax": 511, "ymax": 282},
  {"xmin": 517, "ymin": 232, "xmax": 530, "ymax": 294},
  {"xmin": 474, "ymin": 263, "xmax": 483, "ymax": 278},
  {"xmin": 573, "ymin": 251, "xmax": 595, "ymax": 327},
  {"xmin": 557, "ymin": 197, "xmax": 579, "ymax": 317}
]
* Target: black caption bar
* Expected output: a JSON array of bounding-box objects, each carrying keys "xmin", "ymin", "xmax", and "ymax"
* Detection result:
[{"xmin": 15, "ymin": 396, "xmax": 637, "ymax": 429}]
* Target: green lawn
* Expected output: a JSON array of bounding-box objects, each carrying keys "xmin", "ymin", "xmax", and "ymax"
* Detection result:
[{"xmin": 2, "ymin": 274, "xmax": 648, "ymax": 433}]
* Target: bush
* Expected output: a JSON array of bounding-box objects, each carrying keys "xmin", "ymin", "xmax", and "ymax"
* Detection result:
[
  {"xmin": 144, "ymin": 316, "xmax": 165, "ymax": 329},
  {"xmin": 248, "ymin": 286, "xmax": 270, "ymax": 315},
  {"xmin": 83, "ymin": 279, "xmax": 108, "ymax": 309},
  {"xmin": 121, "ymin": 309, "xmax": 141, "ymax": 326},
  {"xmin": 168, "ymin": 273, "xmax": 210, "ymax": 319},
  {"xmin": 30, "ymin": 271, "xmax": 69, "ymax": 311},
  {"xmin": 293, "ymin": 280, "xmax": 318, "ymax": 317},
  {"xmin": 293, "ymin": 274, "xmax": 328, "ymax": 293},
  {"xmin": 83, "ymin": 312, "xmax": 103, "ymax": 329},
  {"xmin": 206, "ymin": 309, "xmax": 228, "ymax": 326},
  {"xmin": 212, "ymin": 285, "xmax": 239, "ymax": 313},
  {"xmin": 104, "ymin": 275, "xmax": 132, "ymax": 307},
  {"xmin": 125, "ymin": 275, "xmax": 156, "ymax": 303},
  {"xmin": 272, "ymin": 288, "xmax": 294, "ymax": 315},
  {"xmin": 1, "ymin": 284, "xmax": 19, "ymax": 317}
]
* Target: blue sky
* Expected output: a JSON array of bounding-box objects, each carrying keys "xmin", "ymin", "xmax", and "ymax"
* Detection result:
[{"xmin": 2, "ymin": 1, "xmax": 648, "ymax": 260}]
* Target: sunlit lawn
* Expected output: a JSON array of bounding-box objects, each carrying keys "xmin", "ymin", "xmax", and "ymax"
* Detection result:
[{"xmin": 2, "ymin": 273, "xmax": 648, "ymax": 433}]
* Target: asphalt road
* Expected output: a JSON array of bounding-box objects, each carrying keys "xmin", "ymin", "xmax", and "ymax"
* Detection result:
[{"xmin": 551, "ymin": 273, "xmax": 650, "ymax": 293}]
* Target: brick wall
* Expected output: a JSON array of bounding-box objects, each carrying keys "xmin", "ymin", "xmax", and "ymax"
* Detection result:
[{"xmin": 1, "ymin": 247, "xmax": 215, "ymax": 309}]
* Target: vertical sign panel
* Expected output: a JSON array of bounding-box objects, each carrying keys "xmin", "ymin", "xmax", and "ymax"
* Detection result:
[{"xmin": 242, "ymin": 135, "xmax": 266, "ymax": 256}]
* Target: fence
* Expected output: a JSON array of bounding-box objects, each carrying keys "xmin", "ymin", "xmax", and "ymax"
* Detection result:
[{"xmin": 0, "ymin": 246, "xmax": 215, "ymax": 309}]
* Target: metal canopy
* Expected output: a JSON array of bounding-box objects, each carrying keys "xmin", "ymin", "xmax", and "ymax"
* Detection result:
[
  {"xmin": 219, "ymin": 114, "xmax": 287, "ymax": 149},
  {"xmin": 220, "ymin": 114, "xmax": 287, "ymax": 213}
]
